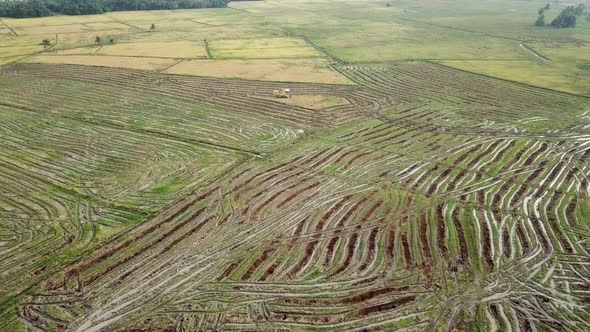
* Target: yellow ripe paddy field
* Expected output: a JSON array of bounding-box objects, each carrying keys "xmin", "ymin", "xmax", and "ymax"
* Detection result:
[{"xmin": 1, "ymin": 0, "xmax": 590, "ymax": 93}]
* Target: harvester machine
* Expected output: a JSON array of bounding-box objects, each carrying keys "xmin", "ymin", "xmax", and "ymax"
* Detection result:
[{"xmin": 273, "ymin": 88, "xmax": 290, "ymax": 98}]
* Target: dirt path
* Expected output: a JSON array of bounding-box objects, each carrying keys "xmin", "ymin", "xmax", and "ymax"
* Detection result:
[
  {"xmin": 520, "ymin": 44, "xmax": 550, "ymax": 62},
  {"xmin": 0, "ymin": 18, "xmax": 18, "ymax": 36}
]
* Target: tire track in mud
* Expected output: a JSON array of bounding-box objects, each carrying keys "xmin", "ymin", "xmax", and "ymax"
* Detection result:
[
  {"xmin": 217, "ymin": 259, "xmax": 244, "ymax": 282},
  {"xmin": 288, "ymin": 195, "xmax": 353, "ymax": 278},
  {"xmin": 419, "ymin": 212, "xmax": 432, "ymax": 269},
  {"xmin": 358, "ymin": 227, "xmax": 380, "ymax": 272},
  {"xmin": 401, "ymin": 233, "xmax": 412, "ymax": 267},
  {"xmin": 356, "ymin": 295, "xmax": 416, "ymax": 316},
  {"xmin": 451, "ymin": 208, "xmax": 470, "ymax": 270},
  {"xmin": 329, "ymin": 226, "xmax": 360, "ymax": 277},
  {"xmin": 68, "ymin": 186, "xmax": 218, "ymax": 282},
  {"xmin": 241, "ymin": 245, "xmax": 278, "ymax": 281},
  {"xmin": 426, "ymin": 144, "xmax": 483, "ymax": 197},
  {"xmin": 435, "ymin": 204, "xmax": 450, "ymax": 267},
  {"xmin": 509, "ymin": 161, "xmax": 549, "ymax": 208},
  {"xmin": 85, "ymin": 206, "xmax": 208, "ymax": 285},
  {"xmin": 324, "ymin": 194, "xmax": 379, "ymax": 269},
  {"xmin": 17, "ymin": 59, "xmax": 590, "ymax": 332}
]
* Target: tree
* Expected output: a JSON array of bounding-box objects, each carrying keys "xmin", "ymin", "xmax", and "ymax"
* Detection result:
[
  {"xmin": 41, "ymin": 39, "xmax": 52, "ymax": 49},
  {"xmin": 574, "ymin": 4, "xmax": 586, "ymax": 16},
  {"xmin": 551, "ymin": 6, "xmax": 578, "ymax": 28},
  {"xmin": 28, "ymin": 0, "xmax": 50, "ymax": 16},
  {"xmin": 535, "ymin": 6, "xmax": 548, "ymax": 26},
  {"xmin": 0, "ymin": 0, "xmax": 231, "ymax": 18},
  {"xmin": 544, "ymin": 3, "xmax": 550, "ymax": 11},
  {"xmin": 95, "ymin": 36, "xmax": 102, "ymax": 44},
  {"xmin": 149, "ymin": 23, "xmax": 157, "ymax": 31}
]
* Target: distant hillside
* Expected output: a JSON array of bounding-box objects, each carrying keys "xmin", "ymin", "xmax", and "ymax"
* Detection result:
[{"xmin": 0, "ymin": 0, "xmax": 230, "ymax": 18}]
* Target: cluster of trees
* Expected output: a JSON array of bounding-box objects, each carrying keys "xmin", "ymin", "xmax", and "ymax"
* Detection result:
[
  {"xmin": 535, "ymin": 3, "xmax": 551, "ymax": 26},
  {"xmin": 0, "ymin": 0, "xmax": 230, "ymax": 18},
  {"xmin": 535, "ymin": 3, "xmax": 587, "ymax": 28},
  {"xmin": 551, "ymin": 4, "xmax": 586, "ymax": 28},
  {"xmin": 0, "ymin": 0, "xmax": 51, "ymax": 18}
]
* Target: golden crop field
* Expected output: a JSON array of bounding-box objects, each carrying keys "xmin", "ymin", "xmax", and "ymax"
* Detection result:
[
  {"xmin": 164, "ymin": 58, "xmax": 353, "ymax": 84},
  {"xmin": 0, "ymin": 0, "xmax": 587, "ymax": 92},
  {"xmin": 97, "ymin": 41, "xmax": 208, "ymax": 58},
  {"xmin": 24, "ymin": 54, "xmax": 180, "ymax": 70}
]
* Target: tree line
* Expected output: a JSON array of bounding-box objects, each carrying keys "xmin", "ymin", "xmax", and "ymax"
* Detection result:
[
  {"xmin": 535, "ymin": 3, "xmax": 587, "ymax": 28},
  {"xmin": 0, "ymin": 0, "xmax": 231, "ymax": 18}
]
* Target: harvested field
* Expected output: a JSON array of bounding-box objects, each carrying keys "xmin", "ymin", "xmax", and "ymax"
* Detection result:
[
  {"xmin": 2, "ymin": 1, "xmax": 590, "ymax": 331},
  {"xmin": 1, "ymin": 63, "xmax": 385, "ymax": 131},
  {"xmin": 3, "ymin": 58, "xmax": 589, "ymax": 331},
  {"xmin": 259, "ymin": 94, "xmax": 350, "ymax": 110}
]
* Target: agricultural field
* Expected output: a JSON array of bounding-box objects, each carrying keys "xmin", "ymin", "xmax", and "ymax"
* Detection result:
[
  {"xmin": 2, "ymin": 0, "xmax": 590, "ymax": 92},
  {"xmin": 1, "ymin": 0, "xmax": 590, "ymax": 332}
]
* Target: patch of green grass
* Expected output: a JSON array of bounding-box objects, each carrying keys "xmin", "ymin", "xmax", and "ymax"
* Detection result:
[
  {"xmin": 383, "ymin": 316, "xmax": 422, "ymax": 329},
  {"xmin": 438, "ymin": 59, "xmax": 590, "ymax": 96}
]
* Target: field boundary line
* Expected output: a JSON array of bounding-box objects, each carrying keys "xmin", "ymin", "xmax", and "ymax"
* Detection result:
[
  {"xmin": 427, "ymin": 60, "xmax": 590, "ymax": 99},
  {"xmin": 0, "ymin": 48, "xmax": 49, "ymax": 68},
  {"xmin": 394, "ymin": 17, "xmax": 524, "ymax": 42},
  {"xmin": 104, "ymin": 14, "xmax": 145, "ymax": 31},
  {"xmin": 206, "ymin": 55, "xmax": 324, "ymax": 61},
  {"xmin": 334, "ymin": 59, "xmax": 588, "ymax": 97},
  {"xmin": 204, "ymin": 39, "xmax": 213, "ymax": 58},
  {"xmin": 272, "ymin": 23, "xmax": 345, "ymax": 64},
  {"xmin": 81, "ymin": 23, "xmax": 94, "ymax": 31},
  {"xmin": 330, "ymin": 64, "xmax": 363, "ymax": 87},
  {"xmin": 154, "ymin": 69, "xmax": 357, "ymax": 86},
  {"xmin": 299, "ymin": 34, "xmax": 344, "ymax": 64},
  {"xmin": 0, "ymin": 18, "xmax": 18, "ymax": 36},
  {"xmin": 37, "ymin": 53, "xmax": 205, "ymax": 60},
  {"xmin": 0, "ymin": 55, "xmax": 30, "ymax": 68},
  {"xmin": 14, "ymin": 62, "xmax": 356, "ymax": 87},
  {"xmin": 187, "ymin": 19, "xmax": 215, "ymax": 26},
  {"xmin": 159, "ymin": 58, "xmax": 184, "ymax": 72},
  {"xmin": 342, "ymin": 58, "xmax": 532, "ymax": 62},
  {"xmin": 519, "ymin": 43, "xmax": 550, "ymax": 61},
  {"xmin": 335, "ymin": 59, "xmax": 530, "ymax": 65},
  {"xmin": 227, "ymin": 6, "xmax": 249, "ymax": 13}
]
